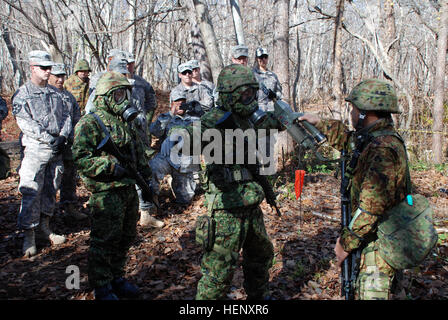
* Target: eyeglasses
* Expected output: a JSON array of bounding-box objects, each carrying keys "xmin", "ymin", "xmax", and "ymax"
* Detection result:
[
  {"xmin": 239, "ymin": 86, "xmax": 258, "ymax": 105},
  {"xmin": 112, "ymin": 88, "xmax": 130, "ymax": 104},
  {"xmin": 181, "ymin": 70, "xmax": 192, "ymax": 75}
]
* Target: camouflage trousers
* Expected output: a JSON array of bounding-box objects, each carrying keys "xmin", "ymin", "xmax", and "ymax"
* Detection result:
[
  {"xmin": 59, "ymin": 149, "xmax": 78, "ymax": 204},
  {"xmin": 355, "ymin": 241, "xmax": 396, "ymax": 300},
  {"xmin": 17, "ymin": 145, "xmax": 63, "ymax": 229},
  {"xmin": 88, "ymin": 185, "xmax": 139, "ymax": 288},
  {"xmin": 196, "ymin": 205, "xmax": 274, "ymax": 300}
]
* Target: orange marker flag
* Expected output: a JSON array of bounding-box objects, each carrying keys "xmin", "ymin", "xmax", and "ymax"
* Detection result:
[{"xmin": 295, "ymin": 170, "xmax": 305, "ymax": 200}]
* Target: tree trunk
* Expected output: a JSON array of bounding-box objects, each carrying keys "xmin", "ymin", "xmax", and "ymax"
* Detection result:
[
  {"xmin": 230, "ymin": 0, "xmax": 246, "ymax": 45},
  {"xmin": 273, "ymin": 0, "xmax": 292, "ymax": 170},
  {"xmin": 432, "ymin": 0, "xmax": 448, "ymax": 164},
  {"xmin": 191, "ymin": 0, "xmax": 224, "ymax": 83},
  {"xmin": 333, "ymin": 0, "xmax": 345, "ymax": 120}
]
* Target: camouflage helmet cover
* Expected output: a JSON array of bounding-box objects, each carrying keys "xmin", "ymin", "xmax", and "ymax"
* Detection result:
[
  {"xmin": 95, "ymin": 71, "xmax": 131, "ymax": 96},
  {"xmin": 217, "ymin": 64, "xmax": 259, "ymax": 94},
  {"xmin": 345, "ymin": 79, "xmax": 400, "ymax": 114},
  {"xmin": 74, "ymin": 59, "xmax": 91, "ymax": 73}
]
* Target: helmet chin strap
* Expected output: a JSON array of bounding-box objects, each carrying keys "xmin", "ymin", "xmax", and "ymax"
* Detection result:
[{"xmin": 355, "ymin": 111, "xmax": 367, "ymax": 131}]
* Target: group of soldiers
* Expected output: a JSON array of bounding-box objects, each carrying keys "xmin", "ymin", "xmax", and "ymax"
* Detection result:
[{"xmin": 1, "ymin": 41, "xmax": 424, "ymax": 301}]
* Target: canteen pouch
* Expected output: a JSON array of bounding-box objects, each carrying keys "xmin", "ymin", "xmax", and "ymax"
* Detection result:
[
  {"xmin": 377, "ymin": 194, "xmax": 438, "ymax": 270},
  {"xmin": 195, "ymin": 214, "xmax": 216, "ymax": 252}
]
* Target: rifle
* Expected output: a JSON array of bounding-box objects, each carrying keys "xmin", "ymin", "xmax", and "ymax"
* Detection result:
[{"xmin": 91, "ymin": 112, "xmax": 159, "ymax": 208}]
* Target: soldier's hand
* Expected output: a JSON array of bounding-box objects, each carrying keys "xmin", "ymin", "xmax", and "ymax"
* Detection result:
[
  {"xmin": 50, "ymin": 135, "xmax": 67, "ymax": 155},
  {"xmin": 334, "ymin": 237, "xmax": 349, "ymax": 267},
  {"xmin": 297, "ymin": 113, "xmax": 321, "ymax": 126}
]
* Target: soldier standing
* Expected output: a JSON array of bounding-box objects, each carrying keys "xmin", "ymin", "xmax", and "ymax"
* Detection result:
[
  {"xmin": 48, "ymin": 63, "xmax": 86, "ymax": 221},
  {"xmin": 0, "ymin": 96, "xmax": 10, "ymax": 179},
  {"xmin": 72, "ymin": 72, "xmax": 150, "ymax": 300},
  {"xmin": 122, "ymin": 51, "xmax": 163, "ymax": 228},
  {"xmin": 180, "ymin": 64, "xmax": 287, "ymax": 300},
  {"xmin": 188, "ymin": 59, "xmax": 216, "ymax": 112},
  {"xmin": 12, "ymin": 51, "xmax": 71, "ymax": 257},
  {"xmin": 64, "ymin": 59, "xmax": 91, "ymax": 115},
  {"xmin": 300, "ymin": 79, "xmax": 408, "ymax": 300}
]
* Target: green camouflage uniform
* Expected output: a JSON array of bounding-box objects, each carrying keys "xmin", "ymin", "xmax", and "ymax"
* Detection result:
[
  {"xmin": 64, "ymin": 59, "xmax": 91, "ymax": 115},
  {"xmin": 183, "ymin": 64, "xmax": 285, "ymax": 300},
  {"xmin": 316, "ymin": 79, "xmax": 408, "ymax": 300},
  {"xmin": 72, "ymin": 72, "xmax": 151, "ymax": 288}
]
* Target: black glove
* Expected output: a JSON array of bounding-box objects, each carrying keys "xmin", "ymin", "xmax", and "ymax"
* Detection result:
[
  {"xmin": 112, "ymin": 164, "xmax": 128, "ymax": 179},
  {"xmin": 50, "ymin": 136, "xmax": 66, "ymax": 154},
  {"xmin": 267, "ymin": 89, "xmax": 277, "ymax": 101}
]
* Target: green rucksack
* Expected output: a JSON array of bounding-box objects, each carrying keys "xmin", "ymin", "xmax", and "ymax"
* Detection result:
[{"xmin": 372, "ymin": 131, "xmax": 438, "ymax": 270}]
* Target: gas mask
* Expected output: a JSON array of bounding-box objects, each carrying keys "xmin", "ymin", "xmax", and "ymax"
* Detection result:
[
  {"xmin": 220, "ymin": 85, "xmax": 259, "ymax": 118},
  {"xmin": 107, "ymin": 87, "xmax": 138, "ymax": 122}
]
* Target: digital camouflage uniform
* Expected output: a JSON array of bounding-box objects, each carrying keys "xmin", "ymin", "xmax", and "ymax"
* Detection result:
[
  {"xmin": 252, "ymin": 68, "xmax": 282, "ymax": 112},
  {"xmin": 316, "ymin": 79, "xmax": 407, "ymax": 300},
  {"xmin": 72, "ymin": 72, "xmax": 151, "ymax": 289},
  {"xmin": 13, "ymin": 80, "xmax": 72, "ymax": 230},
  {"xmin": 64, "ymin": 59, "xmax": 91, "ymax": 114},
  {"xmin": 182, "ymin": 64, "xmax": 285, "ymax": 300}
]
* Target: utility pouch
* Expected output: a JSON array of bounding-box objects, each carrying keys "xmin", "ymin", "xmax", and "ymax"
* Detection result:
[{"xmin": 195, "ymin": 214, "xmax": 216, "ymax": 252}]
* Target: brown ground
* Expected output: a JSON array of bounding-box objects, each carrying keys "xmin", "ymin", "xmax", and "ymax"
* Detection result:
[{"xmin": 0, "ymin": 91, "xmax": 447, "ymax": 300}]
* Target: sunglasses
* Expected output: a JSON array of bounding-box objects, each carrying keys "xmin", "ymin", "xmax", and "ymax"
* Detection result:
[
  {"xmin": 257, "ymin": 55, "xmax": 268, "ymax": 59},
  {"xmin": 36, "ymin": 65, "xmax": 52, "ymax": 71},
  {"xmin": 181, "ymin": 70, "xmax": 192, "ymax": 75}
]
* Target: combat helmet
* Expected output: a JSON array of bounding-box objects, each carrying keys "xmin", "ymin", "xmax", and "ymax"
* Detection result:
[
  {"xmin": 74, "ymin": 59, "xmax": 91, "ymax": 73},
  {"xmin": 95, "ymin": 71, "xmax": 131, "ymax": 96},
  {"xmin": 345, "ymin": 79, "xmax": 400, "ymax": 114},
  {"xmin": 217, "ymin": 64, "xmax": 259, "ymax": 94}
]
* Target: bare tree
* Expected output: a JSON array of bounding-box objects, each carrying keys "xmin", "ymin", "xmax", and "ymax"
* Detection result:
[
  {"xmin": 432, "ymin": 0, "xmax": 448, "ymax": 163},
  {"xmin": 333, "ymin": 0, "xmax": 345, "ymax": 120},
  {"xmin": 230, "ymin": 0, "xmax": 246, "ymax": 45}
]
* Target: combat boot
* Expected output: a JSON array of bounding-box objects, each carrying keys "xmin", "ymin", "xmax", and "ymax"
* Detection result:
[
  {"xmin": 111, "ymin": 277, "xmax": 139, "ymax": 299},
  {"xmin": 139, "ymin": 209, "xmax": 164, "ymax": 228},
  {"xmin": 94, "ymin": 283, "xmax": 119, "ymax": 300},
  {"xmin": 64, "ymin": 203, "xmax": 88, "ymax": 221},
  {"xmin": 40, "ymin": 215, "xmax": 66, "ymax": 245},
  {"xmin": 22, "ymin": 229, "xmax": 37, "ymax": 258}
]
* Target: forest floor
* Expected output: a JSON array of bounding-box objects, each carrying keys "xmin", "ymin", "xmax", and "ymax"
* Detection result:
[{"xmin": 0, "ymin": 91, "xmax": 447, "ymax": 301}]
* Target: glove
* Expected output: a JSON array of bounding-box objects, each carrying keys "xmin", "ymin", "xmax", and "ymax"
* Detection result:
[
  {"xmin": 267, "ymin": 89, "xmax": 277, "ymax": 101},
  {"xmin": 50, "ymin": 136, "xmax": 66, "ymax": 155},
  {"xmin": 112, "ymin": 164, "xmax": 128, "ymax": 179}
]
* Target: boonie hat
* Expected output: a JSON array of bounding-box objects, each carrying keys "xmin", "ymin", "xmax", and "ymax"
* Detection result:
[{"xmin": 28, "ymin": 50, "xmax": 55, "ymax": 67}]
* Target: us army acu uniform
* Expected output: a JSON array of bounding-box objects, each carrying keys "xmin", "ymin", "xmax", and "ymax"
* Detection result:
[
  {"xmin": 252, "ymin": 48, "xmax": 282, "ymax": 112},
  {"xmin": 181, "ymin": 64, "xmax": 286, "ymax": 300},
  {"xmin": 51, "ymin": 64, "xmax": 85, "ymax": 220},
  {"xmin": 149, "ymin": 90, "xmax": 201, "ymax": 204},
  {"xmin": 188, "ymin": 59, "xmax": 216, "ymax": 111},
  {"xmin": 64, "ymin": 59, "xmax": 91, "ymax": 114},
  {"xmin": 13, "ymin": 51, "xmax": 71, "ymax": 256},
  {"xmin": 72, "ymin": 72, "xmax": 150, "ymax": 300},
  {"xmin": 316, "ymin": 79, "xmax": 407, "ymax": 300}
]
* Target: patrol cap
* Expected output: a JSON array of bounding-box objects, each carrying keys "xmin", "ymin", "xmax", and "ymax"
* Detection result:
[
  {"xmin": 107, "ymin": 48, "xmax": 128, "ymax": 61},
  {"xmin": 108, "ymin": 57, "xmax": 129, "ymax": 74},
  {"xmin": 28, "ymin": 50, "xmax": 55, "ymax": 67},
  {"xmin": 177, "ymin": 63, "xmax": 193, "ymax": 74},
  {"xmin": 125, "ymin": 51, "xmax": 135, "ymax": 63},
  {"xmin": 188, "ymin": 59, "xmax": 200, "ymax": 69},
  {"xmin": 171, "ymin": 90, "xmax": 187, "ymax": 102},
  {"xmin": 231, "ymin": 44, "xmax": 249, "ymax": 59},
  {"xmin": 255, "ymin": 47, "xmax": 268, "ymax": 57},
  {"xmin": 51, "ymin": 63, "xmax": 67, "ymax": 75}
]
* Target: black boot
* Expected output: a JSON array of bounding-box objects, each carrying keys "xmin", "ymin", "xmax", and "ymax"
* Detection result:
[
  {"xmin": 111, "ymin": 277, "xmax": 140, "ymax": 299},
  {"xmin": 94, "ymin": 283, "xmax": 119, "ymax": 300}
]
